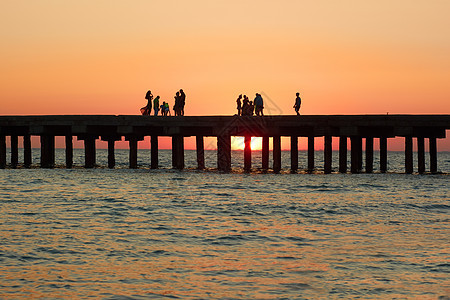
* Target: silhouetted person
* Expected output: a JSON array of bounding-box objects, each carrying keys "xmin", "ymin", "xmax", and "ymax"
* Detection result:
[
  {"xmin": 249, "ymin": 101, "xmax": 255, "ymax": 116},
  {"xmin": 141, "ymin": 90, "xmax": 153, "ymax": 115},
  {"xmin": 179, "ymin": 89, "xmax": 186, "ymax": 116},
  {"xmin": 254, "ymin": 93, "xmax": 264, "ymax": 116},
  {"xmin": 153, "ymin": 96, "xmax": 160, "ymax": 116},
  {"xmin": 294, "ymin": 92, "xmax": 302, "ymax": 116},
  {"xmin": 236, "ymin": 94, "xmax": 242, "ymax": 116},
  {"xmin": 174, "ymin": 91, "xmax": 181, "ymax": 116},
  {"xmin": 242, "ymin": 95, "xmax": 249, "ymax": 116}
]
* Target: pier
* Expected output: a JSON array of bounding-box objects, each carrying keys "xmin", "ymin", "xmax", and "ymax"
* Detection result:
[{"xmin": 0, "ymin": 115, "xmax": 449, "ymax": 173}]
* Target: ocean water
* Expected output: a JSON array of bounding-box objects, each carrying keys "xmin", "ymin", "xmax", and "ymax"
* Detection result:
[{"xmin": 0, "ymin": 150, "xmax": 449, "ymax": 299}]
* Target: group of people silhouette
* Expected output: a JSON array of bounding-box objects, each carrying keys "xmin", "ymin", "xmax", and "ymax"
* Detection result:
[
  {"xmin": 141, "ymin": 90, "xmax": 302, "ymax": 116},
  {"xmin": 235, "ymin": 92, "xmax": 302, "ymax": 116},
  {"xmin": 141, "ymin": 89, "xmax": 186, "ymax": 116},
  {"xmin": 236, "ymin": 93, "xmax": 264, "ymax": 116}
]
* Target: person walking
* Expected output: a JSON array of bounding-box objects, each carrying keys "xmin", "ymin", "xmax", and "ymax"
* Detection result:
[{"xmin": 294, "ymin": 92, "xmax": 302, "ymax": 116}]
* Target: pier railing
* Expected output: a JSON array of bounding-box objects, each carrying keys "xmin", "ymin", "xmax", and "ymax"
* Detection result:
[{"xmin": 0, "ymin": 115, "xmax": 449, "ymax": 173}]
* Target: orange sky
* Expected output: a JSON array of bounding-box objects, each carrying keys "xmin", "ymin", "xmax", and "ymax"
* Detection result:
[{"xmin": 1, "ymin": 1, "xmax": 449, "ymax": 150}]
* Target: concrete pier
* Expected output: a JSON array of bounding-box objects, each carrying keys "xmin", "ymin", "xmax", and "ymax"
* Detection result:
[{"xmin": 0, "ymin": 115, "xmax": 448, "ymax": 173}]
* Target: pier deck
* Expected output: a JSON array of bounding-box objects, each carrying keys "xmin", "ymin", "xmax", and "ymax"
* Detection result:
[{"xmin": 1, "ymin": 115, "xmax": 449, "ymax": 173}]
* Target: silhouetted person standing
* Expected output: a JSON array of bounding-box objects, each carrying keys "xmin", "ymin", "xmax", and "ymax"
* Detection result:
[
  {"xmin": 153, "ymin": 95, "xmax": 160, "ymax": 116},
  {"xmin": 179, "ymin": 89, "xmax": 186, "ymax": 116},
  {"xmin": 141, "ymin": 90, "xmax": 153, "ymax": 115},
  {"xmin": 242, "ymin": 95, "xmax": 249, "ymax": 116},
  {"xmin": 294, "ymin": 92, "xmax": 302, "ymax": 116},
  {"xmin": 254, "ymin": 93, "xmax": 264, "ymax": 116},
  {"xmin": 236, "ymin": 94, "xmax": 242, "ymax": 116},
  {"xmin": 174, "ymin": 92, "xmax": 181, "ymax": 116}
]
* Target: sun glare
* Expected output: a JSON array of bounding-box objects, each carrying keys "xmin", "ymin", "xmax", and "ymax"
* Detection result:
[{"xmin": 231, "ymin": 137, "xmax": 262, "ymax": 150}]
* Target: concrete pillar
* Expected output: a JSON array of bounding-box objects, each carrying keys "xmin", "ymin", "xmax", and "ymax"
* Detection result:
[
  {"xmin": 24, "ymin": 134, "xmax": 32, "ymax": 168},
  {"xmin": 351, "ymin": 137, "xmax": 361, "ymax": 174},
  {"xmin": 196, "ymin": 135, "xmax": 205, "ymax": 170},
  {"xmin": 244, "ymin": 135, "xmax": 251, "ymax": 172},
  {"xmin": 308, "ymin": 136, "xmax": 314, "ymax": 172},
  {"xmin": 417, "ymin": 137, "xmax": 425, "ymax": 174},
  {"xmin": 380, "ymin": 137, "xmax": 387, "ymax": 173},
  {"xmin": 83, "ymin": 136, "xmax": 96, "ymax": 168},
  {"xmin": 151, "ymin": 135, "xmax": 158, "ymax": 169},
  {"xmin": 172, "ymin": 135, "xmax": 184, "ymax": 170},
  {"xmin": 290, "ymin": 136, "xmax": 298, "ymax": 173},
  {"xmin": 262, "ymin": 136, "xmax": 269, "ymax": 171},
  {"xmin": 40, "ymin": 135, "xmax": 55, "ymax": 168},
  {"xmin": 357, "ymin": 137, "xmax": 363, "ymax": 172},
  {"xmin": 324, "ymin": 135, "xmax": 332, "ymax": 174},
  {"xmin": 339, "ymin": 136, "xmax": 347, "ymax": 173},
  {"xmin": 0, "ymin": 135, "xmax": 6, "ymax": 168},
  {"xmin": 65, "ymin": 135, "xmax": 73, "ymax": 169},
  {"xmin": 365, "ymin": 137, "xmax": 374, "ymax": 173},
  {"xmin": 10, "ymin": 135, "xmax": 18, "ymax": 168},
  {"xmin": 108, "ymin": 139, "xmax": 115, "ymax": 169},
  {"xmin": 405, "ymin": 136, "xmax": 413, "ymax": 174},
  {"xmin": 273, "ymin": 135, "xmax": 281, "ymax": 173},
  {"xmin": 217, "ymin": 134, "xmax": 231, "ymax": 172},
  {"xmin": 128, "ymin": 137, "xmax": 138, "ymax": 169},
  {"xmin": 429, "ymin": 138, "xmax": 437, "ymax": 174}
]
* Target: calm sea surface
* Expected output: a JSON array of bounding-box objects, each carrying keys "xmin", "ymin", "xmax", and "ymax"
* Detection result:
[{"xmin": 0, "ymin": 150, "xmax": 449, "ymax": 299}]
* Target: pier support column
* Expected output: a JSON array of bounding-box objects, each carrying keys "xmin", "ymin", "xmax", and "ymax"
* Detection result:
[
  {"xmin": 324, "ymin": 135, "xmax": 332, "ymax": 174},
  {"xmin": 405, "ymin": 136, "xmax": 413, "ymax": 174},
  {"xmin": 24, "ymin": 134, "xmax": 32, "ymax": 168},
  {"xmin": 127, "ymin": 136, "xmax": 140, "ymax": 169},
  {"xmin": 308, "ymin": 136, "xmax": 314, "ymax": 172},
  {"xmin": 172, "ymin": 135, "xmax": 184, "ymax": 170},
  {"xmin": 217, "ymin": 134, "xmax": 231, "ymax": 172},
  {"xmin": 417, "ymin": 137, "xmax": 425, "ymax": 174},
  {"xmin": 380, "ymin": 137, "xmax": 387, "ymax": 173},
  {"xmin": 0, "ymin": 135, "xmax": 5, "ymax": 168},
  {"xmin": 262, "ymin": 136, "xmax": 269, "ymax": 172},
  {"xmin": 40, "ymin": 135, "xmax": 55, "ymax": 168},
  {"xmin": 273, "ymin": 135, "xmax": 281, "ymax": 173},
  {"xmin": 65, "ymin": 135, "xmax": 73, "ymax": 169},
  {"xmin": 151, "ymin": 135, "xmax": 158, "ymax": 169},
  {"xmin": 351, "ymin": 137, "xmax": 362, "ymax": 174},
  {"xmin": 365, "ymin": 137, "xmax": 374, "ymax": 173},
  {"xmin": 108, "ymin": 140, "xmax": 116, "ymax": 169},
  {"xmin": 429, "ymin": 138, "xmax": 437, "ymax": 174},
  {"xmin": 196, "ymin": 135, "xmax": 205, "ymax": 170},
  {"xmin": 358, "ymin": 138, "xmax": 363, "ymax": 171},
  {"xmin": 101, "ymin": 135, "xmax": 121, "ymax": 169},
  {"xmin": 11, "ymin": 135, "xmax": 18, "ymax": 168},
  {"xmin": 339, "ymin": 136, "xmax": 347, "ymax": 173},
  {"xmin": 290, "ymin": 136, "xmax": 298, "ymax": 173},
  {"xmin": 244, "ymin": 135, "xmax": 252, "ymax": 173},
  {"xmin": 79, "ymin": 135, "xmax": 97, "ymax": 168}
]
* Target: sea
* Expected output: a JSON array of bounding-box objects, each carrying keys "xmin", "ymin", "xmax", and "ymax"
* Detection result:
[{"xmin": 0, "ymin": 149, "xmax": 449, "ymax": 299}]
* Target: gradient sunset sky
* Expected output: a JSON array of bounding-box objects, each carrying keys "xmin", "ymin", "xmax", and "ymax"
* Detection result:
[{"xmin": 1, "ymin": 1, "xmax": 449, "ymax": 150}]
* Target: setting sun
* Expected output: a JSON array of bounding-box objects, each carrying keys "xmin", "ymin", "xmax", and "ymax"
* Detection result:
[{"xmin": 231, "ymin": 137, "xmax": 263, "ymax": 150}]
